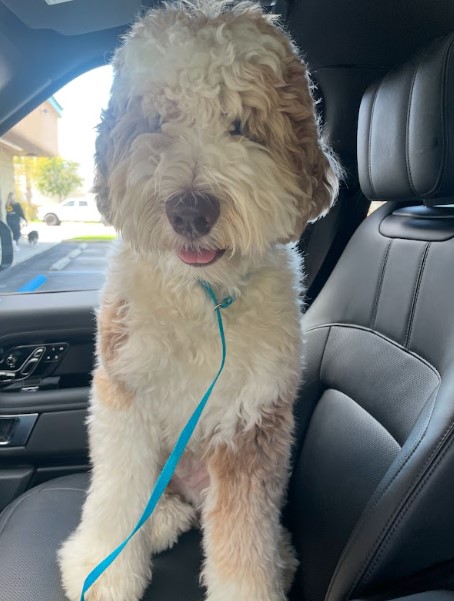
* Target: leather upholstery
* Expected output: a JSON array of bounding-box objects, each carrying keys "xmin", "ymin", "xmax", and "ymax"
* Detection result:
[
  {"xmin": 0, "ymin": 473, "xmax": 204, "ymax": 601},
  {"xmin": 358, "ymin": 35, "xmax": 454, "ymax": 204},
  {"xmin": 355, "ymin": 594, "xmax": 454, "ymax": 601},
  {"xmin": 288, "ymin": 201, "xmax": 454, "ymax": 601},
  {"xmin": 2, "ymin": 34, "xmax": 454, "ymax": 601}
]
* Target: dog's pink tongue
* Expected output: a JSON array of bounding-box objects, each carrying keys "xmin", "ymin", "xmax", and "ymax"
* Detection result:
[{"xmin": 178, "ymin": 248, "xmax": 217, "ymax": 265}]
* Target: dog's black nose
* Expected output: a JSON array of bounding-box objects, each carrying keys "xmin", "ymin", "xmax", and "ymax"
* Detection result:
[{"xmin": 166, "ymin": 193, "xmax": 220, "ymax": 239}]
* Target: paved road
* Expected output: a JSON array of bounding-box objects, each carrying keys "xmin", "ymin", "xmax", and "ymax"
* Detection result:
[{"xmin": 0, "ymin": 240, "xmax": 113, "ymax": 294}]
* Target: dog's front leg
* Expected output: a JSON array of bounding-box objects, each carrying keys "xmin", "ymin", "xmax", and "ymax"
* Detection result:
[
  {"xmin": 58, "ymin": 367, "xmax": 159, "ymax": 601},
  {"xmin": 202, "ymin": 400, "xmax": 297, "ymax": 601}
]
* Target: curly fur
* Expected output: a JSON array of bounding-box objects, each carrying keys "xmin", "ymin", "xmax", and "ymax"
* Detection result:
[{"xmin": 58, "ymin": 2, "xmax": 339, "ymax": 600}]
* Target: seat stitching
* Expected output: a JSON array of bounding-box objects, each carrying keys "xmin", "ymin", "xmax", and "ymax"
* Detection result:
[
  {"xmin": 432, "ymin": 39, "xmax": 452, "ymax": 195},
  {"xmin": 405, "ymin": 60, "xmax": 420, "ymax": 196},
  {"xmin": 344, "ymin": 417, "xmax": 454, "ymax": 600},
  {"xmin": 310, "ymin": 321, "xmax": 440, "ymax": 600},
  {"xmin": 367, "ymin": 82, "xmax": 381, "ymax": 198},
  {"xmin": 358, "ymin": 419, "xmax": 454, "ymax": 592},
  {"xmin": 404, "ymin": 242, "xmax": 431, "ymax": 348},
  {"xmin": 325, "ymin": 386, "xmax": 402, "ymax": 449},
  {"xmin": 40, "ymin": 487, "xmax": 86, "ymax": 493},
  {"xmin": 319, "ymin": 325, "xmax": 332, "ymax": 386},
  {"xmin": 426, "ymin": 38, "xmax": 454, "ymax": 196},
  {"xmin": 305, "ymin": 323, "xmax": 440, "ymax": 381},
  {"xmin": 0, "ymin": 484, "xmax": 86, "ymax": 536},
  {"xmin": 0, "ymin": 494, "xmax": 35, "ymax": 538},
  {"xmin": 319, "ymin": 314, "xmax": 441, "ymax": 446},
  {"xmin": 371, "ymin": 240, "xmax": 393, "ymax": 330},
  {"xmin": 325, "ymin": 386, "xmax": 437, "ymax": 601}
]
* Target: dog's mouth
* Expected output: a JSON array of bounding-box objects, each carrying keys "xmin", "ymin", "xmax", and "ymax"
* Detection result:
[{"xmin": 177, "ymin": 248, "xmax": 225, "ymax": 267}]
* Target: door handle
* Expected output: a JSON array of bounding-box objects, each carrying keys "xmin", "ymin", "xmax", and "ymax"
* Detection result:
[{"xmin": 0, "ymin": 414, "xmax": 38, "ymax": 446}]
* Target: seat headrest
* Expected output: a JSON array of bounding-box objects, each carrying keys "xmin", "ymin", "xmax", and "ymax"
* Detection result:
[{"xmin": 358, "ymin": 35, "xmax": 454, "ymax": 205}]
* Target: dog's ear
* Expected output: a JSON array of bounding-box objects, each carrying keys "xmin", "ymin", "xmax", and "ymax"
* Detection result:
[
  {"xmin": 280, "ymin": 52, "xmax": 340, "ymax": 239},
  {"xmin": 93, "ymin": 61, "xmax": 153, "ymax": 225},
  {"xmin": 94, "ymin": 102, "xmax": 117, "ymax": 223}
]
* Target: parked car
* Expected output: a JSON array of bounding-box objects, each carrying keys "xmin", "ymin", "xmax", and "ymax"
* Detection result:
[{"xmin": 37, "ymin": 197, "xmax": 102, "ymax": 225}]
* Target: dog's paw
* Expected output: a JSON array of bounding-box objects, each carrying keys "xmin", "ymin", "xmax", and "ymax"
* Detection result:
[
  {"xmin": 63, "ymin": 579, "xmax": 143, "ymax": 601},
  {"xmin": 150, "ymin": 493, "xmax": 197, "ymax": 554},
  {"xmin": 203, "ymin": 570, "xmax": 288, "ymax": 601},
  {"xmin": 58, "ymin": 530, "xmax": 150, "ymax": 601}
]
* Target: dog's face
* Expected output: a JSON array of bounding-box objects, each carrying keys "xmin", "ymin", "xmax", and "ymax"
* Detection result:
[{"xmin": 95, "ymin": 1, "xmax": 338, "ymax": 283}]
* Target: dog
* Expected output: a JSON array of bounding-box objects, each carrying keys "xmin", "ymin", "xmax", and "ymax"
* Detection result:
[
  {"xmin": 27, "ymin": 230, "xmax": 39, "ymax": 246},
  {"xmin": 58, "ymin": 2, "xmax": 339, "ymax": 600}
]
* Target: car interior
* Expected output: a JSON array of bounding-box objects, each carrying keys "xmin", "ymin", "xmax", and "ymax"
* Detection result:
[{"xmin": 0, "ymin": 1, "xmax": 454, "ymax": 600}]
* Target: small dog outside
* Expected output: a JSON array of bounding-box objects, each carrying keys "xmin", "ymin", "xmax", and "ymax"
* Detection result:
[
  {"xmin": 58, "ymin": 1, "xmax": 339, "ymax": 600},
  {"xmin": 27, "ymin": 230, "xmax": 39, "ymax": 246}
]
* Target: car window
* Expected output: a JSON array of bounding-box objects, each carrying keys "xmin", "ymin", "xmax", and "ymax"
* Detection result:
[
  {"xmin": 0, "ymin": 65, "xmax": 115, "ymax": 295},
  {"xmin": 368, "ymin": 201, "xmax": 385, "ymax": 215}
]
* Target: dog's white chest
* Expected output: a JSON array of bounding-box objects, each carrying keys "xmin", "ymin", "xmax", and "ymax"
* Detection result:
[{"xmin": 105, "ymin": 244, "xmax": 303, "ymax": 451}]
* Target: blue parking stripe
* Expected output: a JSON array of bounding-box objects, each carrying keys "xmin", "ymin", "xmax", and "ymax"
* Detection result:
[{"xmin": 17, "ymin": 275, "xmax": 47, "ymax": 293}]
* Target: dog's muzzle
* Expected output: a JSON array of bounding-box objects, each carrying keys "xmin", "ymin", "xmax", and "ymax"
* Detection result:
[{"xmin": 166, "ymin": 193, "xmax": 220, "ymax": 240}]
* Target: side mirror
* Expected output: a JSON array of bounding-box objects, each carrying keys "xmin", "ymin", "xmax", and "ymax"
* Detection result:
[{"xmin": 0, "ymin": 221, "xmax": 13, "ymax": 271}]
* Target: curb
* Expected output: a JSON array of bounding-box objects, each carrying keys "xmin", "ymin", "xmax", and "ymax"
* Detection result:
[
  {"xmin": 49, "ymin": 243, "xmax": 88, "ymax": 271},
  {"xmin": 11, "ymin": 241, "xmax": 60, "ymax": 268}
]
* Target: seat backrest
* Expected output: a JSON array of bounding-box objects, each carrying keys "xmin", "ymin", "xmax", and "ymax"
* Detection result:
[{"xmin": 287, "ymin": 34, "xmax": 454, "ymax": 601}]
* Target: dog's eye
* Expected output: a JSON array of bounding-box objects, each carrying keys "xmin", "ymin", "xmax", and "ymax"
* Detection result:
[
  {"xmin": 152, "ymin": 119, "xmax": 162, "ymax": 133},
  {"xmin": 229, "ymin": 119, "xmax": 244, "ymax": 136},
  {"xmin": 148, "ymin": 114, "xmax": 162, "ymax": 133}
]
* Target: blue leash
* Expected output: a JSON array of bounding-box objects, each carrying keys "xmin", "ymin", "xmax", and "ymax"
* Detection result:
[{"xmin": 80, "ymin": 281, "xmax": 235, "ymax": 601}]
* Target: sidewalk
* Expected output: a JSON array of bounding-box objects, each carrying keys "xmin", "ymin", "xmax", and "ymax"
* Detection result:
[
  {"xmin": 8, "ymin": 222, "xmax": 115, "ymax": 268},
  {"xmin": 11, "ymin": 239, "xmax": 60, "ymax": 267}
]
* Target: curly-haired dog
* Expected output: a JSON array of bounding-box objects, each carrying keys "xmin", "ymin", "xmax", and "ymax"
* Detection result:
[{"xmin": 58, "ymin": 2, "xmax": 339, "ymax": 600}]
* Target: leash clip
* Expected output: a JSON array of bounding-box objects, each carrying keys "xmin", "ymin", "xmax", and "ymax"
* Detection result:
[
  {"xmin": 215, "ymin": 295, "xmax": 235, "ymax": 311},
  {"xmin": 199, "ymin": 281, "xmax": 236, "ymax": 312}
]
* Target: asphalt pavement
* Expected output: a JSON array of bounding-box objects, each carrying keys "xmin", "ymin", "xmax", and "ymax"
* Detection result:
[
  {"xmin": 11, "ymin": 238, "xmax": 60, "ymax": 268},
  {"xmin": 0, "ymin": 240, "xmax": 113, "ymax": 294}
]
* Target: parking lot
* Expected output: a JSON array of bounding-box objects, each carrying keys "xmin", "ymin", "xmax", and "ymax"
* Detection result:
[{"xmin": 0, "ymin": 222, "xmax": 116, "ymax": 294}]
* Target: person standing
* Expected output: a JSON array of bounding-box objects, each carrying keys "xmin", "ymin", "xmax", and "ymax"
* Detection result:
[{"xmin": 6, "ymin": 193, "xmax": 27, "ymax": 251}]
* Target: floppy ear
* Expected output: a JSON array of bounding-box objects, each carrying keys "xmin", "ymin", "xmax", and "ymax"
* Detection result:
[
  {"xmin": 93, "ymin": 64, "xmax": 153, "ymax": 225},
  {"xmin": 94, "ymin": 102, "xmax": 117, "ymax": 223},
  {"xmin": 281, "ymin": 53, "xmax": 340, "ymax": 238}
]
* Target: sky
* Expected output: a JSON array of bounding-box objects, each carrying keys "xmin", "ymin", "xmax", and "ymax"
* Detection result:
[{"xmin": 53, "ymin": 65, "xmax": 113, "ymax": 193}]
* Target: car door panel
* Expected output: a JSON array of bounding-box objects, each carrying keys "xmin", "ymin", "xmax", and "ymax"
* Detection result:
[{"xmin": 0, "ymin": 291, "xmax": 97, "ymax": 510}]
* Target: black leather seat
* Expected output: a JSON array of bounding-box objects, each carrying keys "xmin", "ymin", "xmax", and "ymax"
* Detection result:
[{"xmin": 1, "ymin": 34, "xmax": 454, "ymax": 601}]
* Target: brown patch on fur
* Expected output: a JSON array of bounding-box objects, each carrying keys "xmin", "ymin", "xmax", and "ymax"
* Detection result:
[
  {"xmin": 280, "ymin": 55, "xmax": 339, "ymax": 230},
  {"xmin": 95, "ymin": 104, "xmax": 151, "ymax": 223},
  {"xmin": 98, "ymin": 298, "xmax": 128, "ymax": 365},
  {"xmin": 242, "ymin": 12, "xmax": 339, "ymax": 231},
  {"xmin": 240, "ymin": 18, "xmax": 339, "ymax": 238},
  {"xmin": 202, "ymin": 398, "xmax": 297, "ymax": 594},
  {"xmin": 93, "ymin": 366, "xmax": 133, "ymax": 410}
]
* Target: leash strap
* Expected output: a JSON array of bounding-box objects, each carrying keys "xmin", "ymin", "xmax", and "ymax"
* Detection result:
[{"xmin": 80, "ymin": 281, "xmax": 234, "ymax": 601}]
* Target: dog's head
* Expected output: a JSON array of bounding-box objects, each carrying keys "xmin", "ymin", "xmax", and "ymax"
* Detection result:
[{"xmin": 95, "ymin": 0, "xmax": 339, "ymax": 282}]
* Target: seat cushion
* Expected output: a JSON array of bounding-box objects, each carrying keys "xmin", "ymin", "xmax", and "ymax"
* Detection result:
[{"xmin": 0, "ymin": 473, "xmax": 204, "ymax": 601}]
